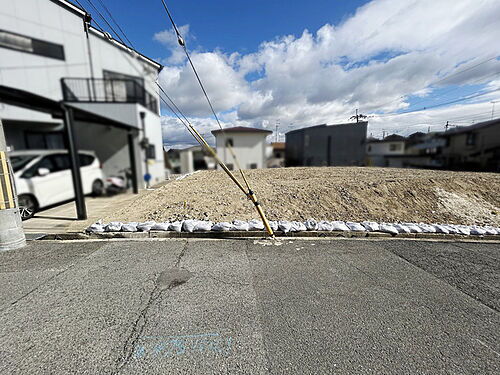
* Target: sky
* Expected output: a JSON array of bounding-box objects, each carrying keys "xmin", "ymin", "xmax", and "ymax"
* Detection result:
[{"xmin": 78, "ymin": 0, "xmax": 500, "ymax": 149}]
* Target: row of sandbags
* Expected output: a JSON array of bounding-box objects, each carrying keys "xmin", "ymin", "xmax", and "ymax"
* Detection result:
[{"xmin": 86, "ymin": 219, "xmax": 500, "ymax": 236}]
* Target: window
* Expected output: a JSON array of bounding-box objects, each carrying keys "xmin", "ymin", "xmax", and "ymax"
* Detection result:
[
  {"xmin": 146, "ymin": 145, "xmax": 156, "ymax": 160},
  {"xmin": 389, "ymin": 143, "xmax": 402, "ymax": 151},
  {"xmin": 249, "ymin": 163, "xmax": 258, "ymax": 169},
  {"xmin": 466, "ymin": 133, "xmax": 476, "ymax": 146},
  {"xmin": 50, "ymin": 154, "xmax": 70, "ymax": 172},
  {"xmin": 79, "ymin": 154, "xmax": 95, "ymax": 167},
  {"xmin": 0, "ymin": 29, "xmax": 65, "ymax": 60},
  {"xmin": 22, "ymin": 156, "xmax": 55, "ymax": 178},
  {"xmin": 10, "ymin": 155, "xmax": 37, "ymax": 172},
  {"xmin": 225, "ymin": 138, "xmax": 233, "ymax": 147},
  {"xmin": 226, "ymin": 163, "xmax": 234, "ymax": 170},
  {"xmin": 25, "ymin": 132, "xmax": 65, "ymax": 150}
]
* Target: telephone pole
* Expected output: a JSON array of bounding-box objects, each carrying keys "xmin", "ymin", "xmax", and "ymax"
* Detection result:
[
  {"xmin": 0, "ymin": 118, "xmax": 26, "ymax": 251},
  {"xmin": 275, "ymin": 119, "xmax": 280, "ymax": 142}
]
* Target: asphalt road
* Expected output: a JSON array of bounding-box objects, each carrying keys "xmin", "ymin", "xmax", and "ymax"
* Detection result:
[{"xmin": 0, "ymin": 238, "xmax": 498, "ymax": 374}]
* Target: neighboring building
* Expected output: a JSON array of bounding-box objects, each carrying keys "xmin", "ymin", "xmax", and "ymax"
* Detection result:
[
  {"xmin": 164, "ymin": 145, "xmax": 216, "ymax": 174},
  {"xmin": 366, "ymin": 134, "xmax": 406, "ymax": 167},
  {"xmin": 0, "ymin": 0, "xmax": 165, "ymax": 188},
  {"xmin": 285, "ymin": 122, "xmax": 367, "ymax": 167},
  {"xmin": 440, "ymin": 118, "xmax": 500, "ymax": 171},
  {"xmin": 211, "ymin": 126, "xmax": 272, "ymax": 170},
  {"xmin": 267, "ymin": 142, "xmax": 285, "ymax": 168}
]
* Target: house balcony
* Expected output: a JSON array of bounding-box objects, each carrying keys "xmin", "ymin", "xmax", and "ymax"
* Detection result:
[{"xmin": 61, "ymin": 77, "xmax": 158, "ymax": 114}]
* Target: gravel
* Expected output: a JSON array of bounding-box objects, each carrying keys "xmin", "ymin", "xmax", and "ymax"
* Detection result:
[{"xmin": 104, "ymin": 167, "xmax": 500, "ymax": 226}]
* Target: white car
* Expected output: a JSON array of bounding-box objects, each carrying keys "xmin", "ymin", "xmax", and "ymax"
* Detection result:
[{"xmin": 10, "ymin": 150, "xmax": 105, "ymax": 220}]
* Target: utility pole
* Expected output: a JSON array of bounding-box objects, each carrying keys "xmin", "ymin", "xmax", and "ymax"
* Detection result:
[
  {"xmin": 445, "ymin": 121, "xmax": 449, "ymax": 131},
  {"xmin": 355, "ymin": 109, "xmax": 359, "ymax": 123},
  {"xmin": 491, "ymin": 100, "xmax": 499, "ymax": 119},
  {"xmin": 139, "ymin": 111, "xmax": 151, "ymax": 188},
  {"xmin": 83, "ymin": 13, "xmax": 96, "ymax": 101},
  {"xmin": 275, "ymin": 119, "xmax": 280, "ymax": 142},
  {"xmin": 0, "ymin": 118, "xmax": 26, "ymax": 251}
]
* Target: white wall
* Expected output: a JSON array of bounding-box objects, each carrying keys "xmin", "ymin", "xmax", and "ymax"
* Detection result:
[
  {"xmin": 215, "ymin": 132, "xmax": 269, "ymax": 169},
  {"xmin": 366, "ymin": 141, "xmax": 405, "ymax": 156}
]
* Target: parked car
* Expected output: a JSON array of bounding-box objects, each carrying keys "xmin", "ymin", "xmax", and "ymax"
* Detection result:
[{"xmin": 9, "ymin": 150, "xmax": 105, "ymax": 220}]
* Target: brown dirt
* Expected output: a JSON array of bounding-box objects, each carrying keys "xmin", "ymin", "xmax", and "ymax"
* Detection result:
[{"xmin": 105, "ymin": 167, "xmax": 500, "ymax": 226}]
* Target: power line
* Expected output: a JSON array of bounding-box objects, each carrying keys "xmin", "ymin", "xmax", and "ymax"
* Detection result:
[
  {"xmin": 373, "ymin": 88, "xmax": 500, "ymax": 118},
  {"xmin": 94, "ymin": 0, "xmax": 134, "ymax": 47},
  {"xmin": 375, "ymin": 55, "xmax": 499, "ymax": 110}
]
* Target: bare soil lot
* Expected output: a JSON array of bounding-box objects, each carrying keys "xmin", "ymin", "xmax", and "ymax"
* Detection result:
[{"xmin": 106, "ymin": 167, "xmax": 500, "ymax": 226}]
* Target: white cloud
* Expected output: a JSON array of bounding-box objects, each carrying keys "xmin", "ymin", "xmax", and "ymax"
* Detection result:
[{"xmin": 155, "ymin": 0, "xmax": 500, "ymax": 148}]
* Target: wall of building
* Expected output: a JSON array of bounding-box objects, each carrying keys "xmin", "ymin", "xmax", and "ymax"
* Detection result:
[
  {"xmin": 366, "ymin": 141, "xmax": 406, "ymax": 167},
  {"xmin": 286, "ymin": 123, "xmax": 367, "ymax": 167},
  {"xmin": 215, "ymin": 133, "xmax": 269, "ymax": 170}
]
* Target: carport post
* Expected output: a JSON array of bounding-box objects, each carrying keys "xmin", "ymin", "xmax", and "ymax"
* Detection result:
[
  {"xmin": 128, "ymin": 130, "xmax": 139, "ymax": 194},
  {"xmin": 62, "ymin": 106, "xmax": 87, "ymax": 220},
  {"xmin": 0, "ymin": 118, "xmax": 26, "ymax": 251}
]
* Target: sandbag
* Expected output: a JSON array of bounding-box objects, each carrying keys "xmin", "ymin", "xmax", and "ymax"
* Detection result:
[
  {"xmin": 379, "ymin": 223, "xmax": 399, "ymax": 235},
  {"xmin": 432, "ymin": 224, "xmax": 450, "ymax": 234},
  {"xmin": 137, "ymin": 221, "xmax": 155, "ymax": 232},
  {"xmin": 195, "ymin": 221, "xmax": 213, "ymax": 231},
  {"xmin": 248, "ymin": 219, "xmax": 265, "ymax": 231},
  {"xmin": 212, "ymin": 222, "xmax": 234, "ymax": 231},
  {"xmin": 169, "ymin": 221, "xmax": 183, "ymax": 232},
  {"xmin": 151, "ymin": 222, "xmax": 170, "ymax": 231},
  {"xmin": 482, "ymin": 226, "xmax": 498, "ymax": 235},
  {"xmin": 361, "ymin": 221, "xmax": 379, "ymax": 232},
  {"xmin": 87, "ymin": 221, "xmax": 104, "ymax": 233},
  {"xmin": 105, "ymin": 222, "xmax": 122, "ymax": 232},
  {"xmin": 417, "ymin": 223, "xmax": 436, "ymax": 233},
  {"xmin": 470, "ymin": 226, "xmax": 486, "ymax": 235},
  {"xmin": 346, "ymin": 222, "xmax": 366, "ymax": 232},
  {"xmin": 278, "ymin": 221, "xmax": 292, "ymax": 233},
  {"xmin": 393, "ymin": 223, "xmax": 411, "ymax": 234},
  {"xmin": 331, "ymin": 221, "xmax": 350, "ymax": 232},
  {"xmin": 455, "ymin": 225, "xmax": 471, "ymax": 235},
  {"xmin": 317, "ymin": 220, "xmax": 333, "ymax": 231},
  {"xmin": 269, "ymin": 221, "xmax": 279, "ymax": 231},
  {"xmin": 232, "ymin": 220, "xmax": 250, "ymax": 231},
  {"xmin": 442, "ymin": 224, "xmax": 459, "ymax": 234},
  {"xmin": 304, "ymin": 219, "xmax": 318, "ymax": 231},
  {"xmin": 290, "ymin": 221, "xmax": 307, "ymax": 232},
  {"xmin": 403, "ymin": 223, "xmax": 422, "ymax": 233},
  {"xmin": 121, "ymin": 222, "xmax": 138, "ymax": 232},
  {"xmin": 182, "ymin": 220, "xmax": 197, "ymax": 233}
]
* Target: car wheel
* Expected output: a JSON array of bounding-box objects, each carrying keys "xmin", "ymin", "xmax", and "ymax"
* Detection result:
[
  {"xmin": 18, "ymin": 194, "xmax": 37, "ymax": 221},
  {"xmin": 91, "ymin": 179, "xmax": 105, "ymax": 196}
]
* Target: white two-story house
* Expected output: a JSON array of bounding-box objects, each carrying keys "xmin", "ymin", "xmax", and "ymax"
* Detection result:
[{"xmin": 0, "ymin": 0, "xmax": 165, "ymax": 189}]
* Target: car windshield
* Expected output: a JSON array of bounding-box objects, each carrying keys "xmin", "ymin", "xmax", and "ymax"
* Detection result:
[{"xmin": 10, "ymin": 155, "xmax": 37, "ymax": 172}]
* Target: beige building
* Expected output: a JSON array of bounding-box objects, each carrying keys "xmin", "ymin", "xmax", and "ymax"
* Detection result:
[{"xmin": 440, "ymin": 118, "xmax": 500, "ymax": 171}]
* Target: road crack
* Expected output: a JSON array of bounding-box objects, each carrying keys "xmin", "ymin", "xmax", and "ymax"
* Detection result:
[{"xmin": 111, "ymin": 240, "xmax": 190, "ymax": 374}]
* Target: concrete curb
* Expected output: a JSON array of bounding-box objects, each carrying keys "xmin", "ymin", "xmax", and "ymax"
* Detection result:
[{"xmin": 36, "ymin": 230, "xmax": 500, "ymax": 241}]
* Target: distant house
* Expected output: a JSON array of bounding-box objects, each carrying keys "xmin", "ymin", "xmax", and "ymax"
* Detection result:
[
  {"xmin": 268, "ymin": 142, "xmax": 285, "ymax": 168},
  {"xmin": 367, "ymin": 132, "xmax": 447, "ymax": 169},
  {"xmin": 366, "ymin": 134, "xmax": 406, "ymax": 167},
  {"xmin": 164, "ymin": 145, "xmax": 216, "ymax": 174},
  {"xmin": 286, "ymin": 122, "xmax": 367, "ymax": 167},
  {"xmin": 440, "ymin": 118, "xmax": 500, "ymax": 171},
  {"xmin": 211, "ymin": 126, "xmax": 272, "ymax": 170}
]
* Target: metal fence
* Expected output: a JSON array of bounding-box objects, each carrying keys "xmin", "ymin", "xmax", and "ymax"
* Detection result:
[{"xmin": 61, "ymin": 78, "xmax": 158, "ymax": 113}]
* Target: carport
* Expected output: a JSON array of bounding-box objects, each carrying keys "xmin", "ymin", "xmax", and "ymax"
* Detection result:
[{"xmin": 0, "ymin": 85, "xmax": 140, "ymax": 220}]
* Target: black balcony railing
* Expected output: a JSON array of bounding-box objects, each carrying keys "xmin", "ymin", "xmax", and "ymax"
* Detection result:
[{"xmin": 61, "ymin": 77, "xmax": 158, "ymax": 114}]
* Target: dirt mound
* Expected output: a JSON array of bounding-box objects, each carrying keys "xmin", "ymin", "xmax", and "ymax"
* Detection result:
[{"xmin": 105, "ymin": 167, "xmax": 500, "ymax": 226}]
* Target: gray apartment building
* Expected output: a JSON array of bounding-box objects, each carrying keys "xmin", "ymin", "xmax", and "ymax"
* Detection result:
[{"xmin": 285, "ymin": 122, "xmax": 367, "ymax": 167}]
